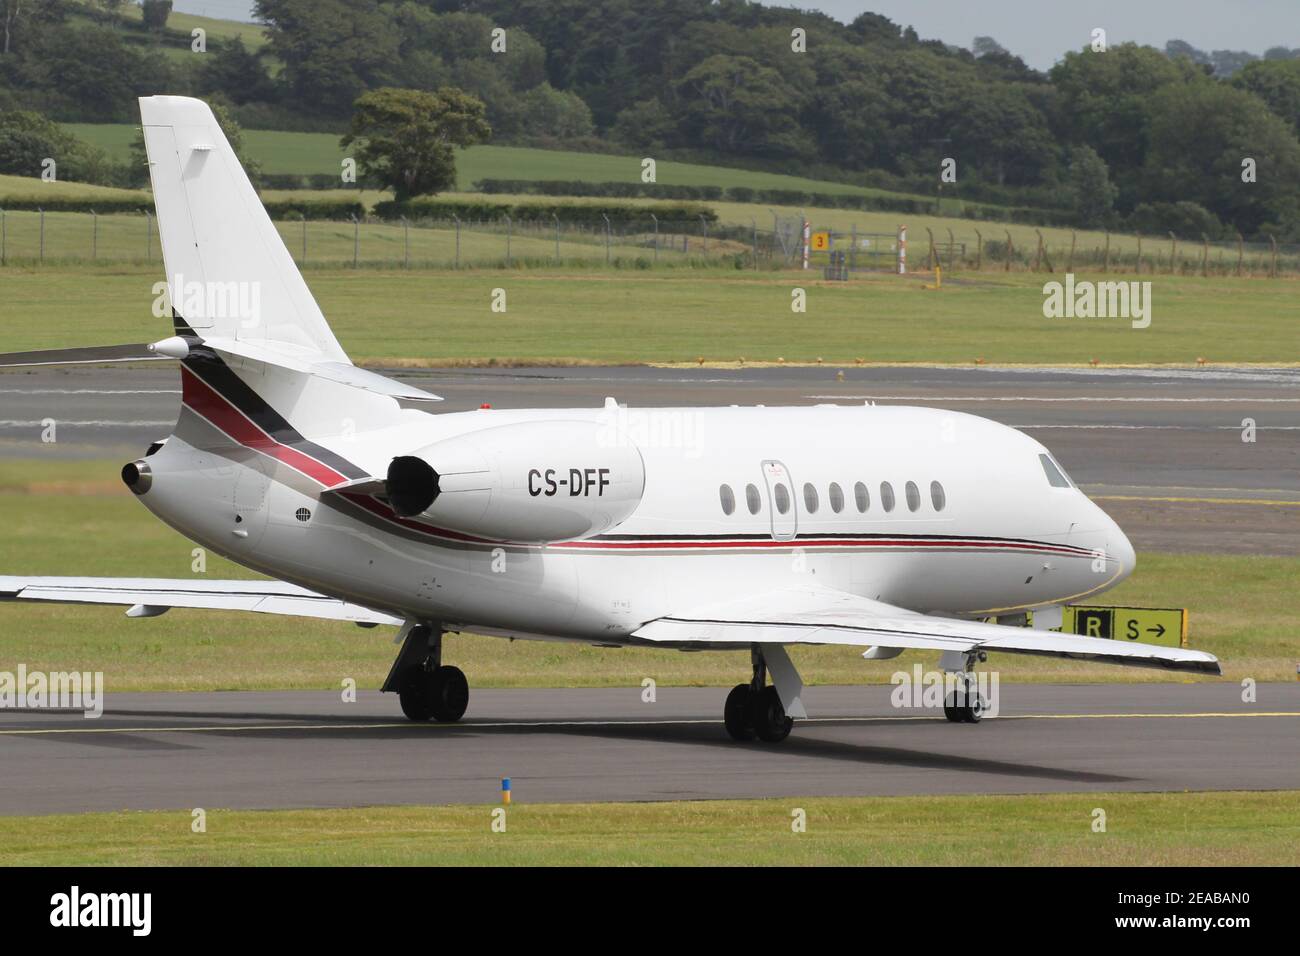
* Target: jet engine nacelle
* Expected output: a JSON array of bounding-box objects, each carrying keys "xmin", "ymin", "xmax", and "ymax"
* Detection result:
[{"xmin": 386, "ymin": 420, "xmax": 645, "ymax": 543}]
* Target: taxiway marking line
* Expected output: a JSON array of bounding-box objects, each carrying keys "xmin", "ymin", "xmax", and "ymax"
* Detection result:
[
  {"xmin": 1, "ymin": 711, "xmax": 1297, "ymax": 736},
  {"xmin": 1093, "ymin": 495, "xmax": 1300, "ymax": 507}
]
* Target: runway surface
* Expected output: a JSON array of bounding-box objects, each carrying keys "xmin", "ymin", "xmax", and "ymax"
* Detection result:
[
  {"xmin": 1, "ymin": 683, "xmax": 1297, "ymax": 815},
  {"xmin": 2, "ymin": 362, "xmax": 1297, "ymax": 554}
]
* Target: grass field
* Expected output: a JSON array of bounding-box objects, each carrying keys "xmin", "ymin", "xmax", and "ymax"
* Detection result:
[
  {"xmin": 57, "ymin": 124, "xmax": 939, "ymax": 202},
  {"xmin": 1, "ymin": 790, "xmax": 1295, "ymax": 865},
  {"xmin": 0, "ymin": 459, "xmax": 1294, "ymax": 689},
  {"xmin": 0, "ymin": 265, "xmax": 1294, "ymax": 365}
]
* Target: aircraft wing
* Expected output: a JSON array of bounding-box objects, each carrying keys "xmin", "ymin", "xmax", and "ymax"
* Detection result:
[
  {"xmin": 0, "ymin": 576, "xmax": 402, "ymax": 626},
  {"xmin": 632, "ymin": 585, "xmax": 1220, "ymax": 675}
]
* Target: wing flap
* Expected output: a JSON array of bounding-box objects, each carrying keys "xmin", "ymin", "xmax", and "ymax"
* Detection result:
[{"xmin": 0, "ymin": 576, "xmax": 401, "ymax": 626}]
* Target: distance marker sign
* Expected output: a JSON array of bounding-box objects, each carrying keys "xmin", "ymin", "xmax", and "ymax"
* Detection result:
[{"xmin": 810, "ymin": 231, "xmax": 830, "ymax": 251}]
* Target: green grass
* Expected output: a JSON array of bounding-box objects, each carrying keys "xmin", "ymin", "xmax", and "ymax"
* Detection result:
[
  {"xmin": 57, "ymin": 124, "xmax": 936, "ymax": 201},
  {"xmin": 0, "ymin": 460, "xmax": 1294, "ymax": 689},
  {"xmin": 1, "ymin": 791, "xmax": 1296, "ymax": 865},
  {"xmin": 0, "ymin": 265, "xmax": 1294, "ymax": 365}
]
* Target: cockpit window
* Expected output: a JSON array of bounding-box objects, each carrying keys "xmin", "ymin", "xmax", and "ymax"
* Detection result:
[{"xmin": 1038, "ymin": 453, "xmax": 1072, "ymax": 488}]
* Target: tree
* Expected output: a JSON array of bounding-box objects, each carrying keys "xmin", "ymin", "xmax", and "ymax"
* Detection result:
[
  {"xmin": 1233, "ymin": 58, "xmax": 1300, "ymax": 134},
  {"xmin": 1143, "ymin": 82, "xmax": 1300, "ymax": 236},
  {"xmin": 611, "ymin": 97, "xmax": 675, "ymax": 150},
  {"xmin": 341, "ymin": 87, "xmax": 490, "ymax": 200},
  {"xmin": 0, "ymin": 109, "xmax": 111, "ymax": 181},
  {"xmin": 518, "ymin": 83, "xmax": 593, "ymax": 140},
  {"xmin": 199, "ymin": 37, "xmax": 275, "ymax": 105},
  {"xmin": 1066, "ymin": 145, "xmax": 1117, "ymax": 227},
  {"xmin": 141, "ymin": 0, "xmax": 172, "ymax": 32},
  {"xmin": 675, "ymin": 54, "xmax": 810, "ymax": 159},
  {"xmin": 972, "ymin": 36, "xmax": 1007, "ymax": 57}
]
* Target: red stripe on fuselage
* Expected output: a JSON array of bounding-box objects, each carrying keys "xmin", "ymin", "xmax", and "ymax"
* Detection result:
[{"xmin": 180, "ymin": 366, "xmax": 349, "ymax": 488}]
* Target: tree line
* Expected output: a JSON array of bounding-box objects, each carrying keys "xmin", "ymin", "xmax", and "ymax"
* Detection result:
[{"xmin": 0, "ymin": 0, "xmax": 1297, "ymax": 239}]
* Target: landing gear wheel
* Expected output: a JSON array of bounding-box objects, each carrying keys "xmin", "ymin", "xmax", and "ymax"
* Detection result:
[
  {"xmin": 750, "ymin": 685, "xmax": 793, "ymax": 743},
  {"xmin": 724, "ymin": 683, "xmax": 755, "ymax": 741},
  {"xmin": 943, "ymin": 691, "xmax": 961, "ymax": 723},
  {"xmin": 943, "ymin": 688, "xmax": 985, "ymax": 723},
  {"xmin": 398, "ymin": 663, "xmax": 469, "ymax": 723},
  {"xmin": 429, "ymin": 664, "xmax": 469, "ymax": 723},
  {"xmin": 398, "ymin": 664, "xmax": 435, "ymax": 722}
]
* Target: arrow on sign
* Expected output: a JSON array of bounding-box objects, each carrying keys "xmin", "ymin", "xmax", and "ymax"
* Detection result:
[{"xmin": 1146, "ymin": 624, "xmax": 1166, "ymax": 638}]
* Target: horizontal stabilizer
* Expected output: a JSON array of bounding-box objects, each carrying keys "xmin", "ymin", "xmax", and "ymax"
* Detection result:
[{"xmin": 0, "ymin": 345, "xmax": 163, "ymax": 368}]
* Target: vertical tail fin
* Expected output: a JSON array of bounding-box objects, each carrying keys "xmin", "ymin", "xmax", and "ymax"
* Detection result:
[{"xmin": 139, "ymin": 96, "xmax": 349, "ymax": 362}]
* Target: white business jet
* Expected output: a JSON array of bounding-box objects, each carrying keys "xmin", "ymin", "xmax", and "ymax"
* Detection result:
[{"xmin": 0, "ymin": 97, "xmax": 1218, "ymax": 742}]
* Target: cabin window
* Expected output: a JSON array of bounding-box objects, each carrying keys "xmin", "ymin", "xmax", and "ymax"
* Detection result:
[
  {"xmin": 746, "ymin": 483, "xmax": 761, "ymax": 514},
  {"xmin": 1039, "ymin": 453, "xmax": 1072, "ymax": 488},
  {"xmin": 905, "ymin": 481, "xmax": 921, "ymax": 512},
  {"xmin": 774, "ymin": 483, "xmax": 791, "ymax": 514},
  {"xmin": 829, "ymin": 482, "xmax": 844, "ymax": 513},
  {"xmin": 930, "ymin": 480, "xmax": 946, "ymax": 512},
  {"xmin": 880, "ymin": 481, "xmax": 896, "ymax": 512},
  {"xmin": 803, "ymin": 483, "xmax": 819, "ymax": 514},
  {"xmin": 719, "ymin": 484, "xmax": 735, "ymax": 516},
  {"xmin": 854, "ymin": 481, "xmax": 869, "ymax": 512}
]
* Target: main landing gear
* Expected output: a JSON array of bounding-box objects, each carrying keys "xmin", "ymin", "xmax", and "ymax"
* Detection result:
[
  {"xmin": 724, "ymin": 646, "xmax": 797, "ymax": 743},
  {"xmin": 941, "ymin": 650, "xmax": 988, "ymax": 724},
  {"xmin": 384, "ymin": 623, "xmax": 469, "ymax": 723}
]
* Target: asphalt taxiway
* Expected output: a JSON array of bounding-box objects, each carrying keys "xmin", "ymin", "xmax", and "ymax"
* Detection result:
[{"xmin": 1, "ymin": 683, "xmax": 1296, "ymax": 815}]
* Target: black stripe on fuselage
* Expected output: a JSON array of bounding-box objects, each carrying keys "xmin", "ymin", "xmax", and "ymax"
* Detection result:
[{"xmin": 173, "ymin": 311, "xmax": 368, "ymax": 482}]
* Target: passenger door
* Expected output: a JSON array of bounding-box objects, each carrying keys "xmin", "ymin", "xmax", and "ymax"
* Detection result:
[{"xmin": 761, "ymin": 460, "xmax": 798, "ymax": 541}]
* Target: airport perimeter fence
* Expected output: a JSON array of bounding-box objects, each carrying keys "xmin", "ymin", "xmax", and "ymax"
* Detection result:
[
  {"xmin": 824, "ymin": 225, "xmax": 1300, "ymax": 279},
  {"xmin": 0, "ymin": 207, "xmax": 1297, "ymax": 278},
  {"xmin": 0, "ymin": 208, "xmax": 771, "ymax": 270}
]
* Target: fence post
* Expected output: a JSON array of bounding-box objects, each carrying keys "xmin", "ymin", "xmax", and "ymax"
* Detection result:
[
  {"xmin": 39, "ymin": 208, "xmax": 45, "ymax": 262},
  {"xmin": 1004, "ymin": 230, "xmax": 1013, "ymax": 272},
  {"xmin": 946, "ymin": 227, "xmax": 955, "ymax": 270},
  {"xmin": 1236, "ymin": 232, "xmax": 1244, "ymax": 277},
  {"xmin": 1037, "ymin": 229, "xmax": 1054, "ymax": 273},
  {"xmin": 603, "ymin": 214, "xmax": 611, "ymax": 264},
  {"xmin": 1033, "ymin": 229, "xmax": 1043, "ymax": 272},
  {"xmin": 401, "ymin": 216, "xmax": 409, "ymax": 269},
  {"xmin": 453, "ymin": 214, "xmax": 460, "ymax": 268},
  {"xmin": 700, "ymin": 214, "xmax": 708, "ymax": 257},
  {"xmin": 1135, "ymin": 232, "xmax": 1142, "ymax": 274},
  {"xmin": 1103, "ymin": 231, "xmax": 1110, "ymax": 274},
  {"xmin": 974, "ymin": 228, "xmax": 982, "ymax": 270},
  {"xmin": 897, "ymin": 224, "xmax": 906, "ymax": 274},
  {"xmin": 1200, "ymin": 233, "xmax": 1209, "ymax": 277},
  {"xmin": 145, "ymin": 209, "xmax": 152, "ymax": 261},
  {"xmin": 1269, "ymin": 234, "xmax": 1278, "ymax": 277},
  {"xmin": 302, "ymin": 217, "xmax": 307, "ymax": 266},
  {"xmin": 850, "ymin": 223, "xmax": 857, "ymax": 271},
  {"xmin": 91, "ymin": 209, "xmax": 97, "ymax": 260},
  {"xmin": 1168, "ymin": 232, "xmax": 1178, "ymax": 275},
  {"xmin": 751, "ymin": 218, "xmax": 758, "ymax": 270},
  {"xmin": 651, "ymin": 214, "xmax": 660, "ymax": 264},
  {"xmin": 350, "ymin": 214, "xmax": 359, "ymax": 267},
  {"xmin": 0, "ymin": 208, "xmax": 4, "ymax": 265},
  {"xmin": 1067, "ymin": 231, "xmax": 1075, "ymax": 272},
  {"xmin": 504, "ymin": 214, "xmax": 512, "ymax": 267},
  {"xmin": 925, "ymin": 227, "xmax": 936, "ymax": 270}
]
